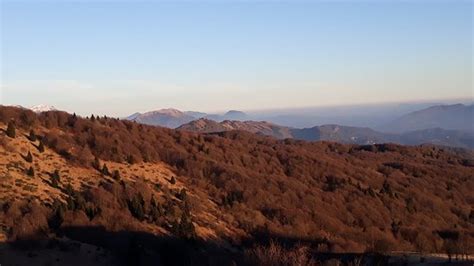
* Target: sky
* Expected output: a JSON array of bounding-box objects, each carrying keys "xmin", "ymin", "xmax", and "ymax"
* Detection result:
[{"xmin": 0, "ymin": 0, "xmax": 472, "ymax": 116}]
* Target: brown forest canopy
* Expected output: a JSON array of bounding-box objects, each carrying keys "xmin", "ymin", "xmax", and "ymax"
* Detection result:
[{"xmin": 1, "ymin": 106, "xmax": 473, "ymax": 253}]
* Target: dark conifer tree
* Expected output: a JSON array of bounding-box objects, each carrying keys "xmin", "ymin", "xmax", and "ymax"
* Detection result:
[
  {"xmin": 52, "ymin": 169, "xmax": 61, "ymax": 182},
  {"xmin": 6, "ymin": 120, "xmax": 15, "ymax": 138},
  {"xmin": 38, "ymin": 140, "xmax": 45, "ymax": 153},
  {"xmin": 170, "ymin": 176, "xmax": 176, "ymax": 185},
  {"xmin": 102, "ymin": 164, "xmax": 110, "ymax": 176},
  {"xmin": 25, "ymin": 151, "xmax": 33, "ymax": 163},
  {"xmin": 28, "ymin": 129, "xmax": 37, "ymax": 141},
  {"xmin": 26, "ymin": 166, "xmax": 35, "ymax": 177},
  {"xmin": 92, "ymin": 156, "xmax": 100, "ymax": 170}
]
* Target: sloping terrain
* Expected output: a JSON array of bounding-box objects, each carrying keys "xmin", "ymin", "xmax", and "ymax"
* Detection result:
[
  {"xmin": 178, "ymin": 118, "xmax": 474, "ymax": 148},
  {"xmin": 291, "ymin": 124, "xmax": 392, "ymax": 144},
  {"xmin": 0, "ymin": 106, "xmax": 473, "ymax": 265},
  {"xmin": 127, "ymin": 108, "xmax": 196, "ymax": 128},
  {"xmin": 382, "ymin": 104, "xmax": 474, "ymax": 133},
  {"xmin": 126, "ymin": 109, "xmax": 250, "ymax": 128},
  {"xmin": 178, "ymin": 119, "xmax": 293, "ymax": 139}
]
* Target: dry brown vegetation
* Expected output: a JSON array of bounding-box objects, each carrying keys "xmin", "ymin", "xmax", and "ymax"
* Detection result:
[{"xmin": 0, "ymin": 106, "xmax": 473, "ymax": 265}]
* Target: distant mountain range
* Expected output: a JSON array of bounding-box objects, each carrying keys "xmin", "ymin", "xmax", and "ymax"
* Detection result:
[
  {"xmin": 178, "ymin": 119, "xmax": 294, "ymax": 139},
  {"xmin": 380, "ymin": 103, "xmax": 473, "ymax": 133},
  {"xmin": 126, "ymin": 108, "xmax": 196, "ymax": 128},
  {"xmin": 123, "ymin": 103, "xmax": 474, "ymax": 149},
  {"xmin": 178, "ymin": 118, "xmax": 474, "ymax": 149},
  {"xmin": 126, "ymin": 109, "xmax": 249, "ymax": 128}
]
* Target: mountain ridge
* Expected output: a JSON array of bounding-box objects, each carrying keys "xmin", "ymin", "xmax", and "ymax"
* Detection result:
[
  {"xmin": 178, "ymin": 118, "xmax": 474, "ymax": 149},
  {"xmin": 381, "ymin": 104, "xmax": 474, "ymax": 133}
]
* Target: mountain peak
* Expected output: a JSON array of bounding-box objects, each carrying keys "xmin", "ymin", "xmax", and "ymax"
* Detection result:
[
  {"xmin": 126, "ymin": 108, "xmax": 195, "ymax": 128},
  {"xmin": 225, "ymin": 110, "xmax": 246, "ymax": 115},
  {"xmin": 30, "ymin": 104, "xmax": 57, "ymax": 113},
  {"xmin": 155, "ymin": 108, "xmax": 184, "ymax": 116},
  {"xmin": 222, "ymin": 110, "xmax": 248, "ymax": 121}
]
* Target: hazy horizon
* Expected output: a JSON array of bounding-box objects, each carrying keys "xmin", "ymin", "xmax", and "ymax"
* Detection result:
[{"xmin": 1, "ymin": 1, "xmax": 472, "ymax": 116}]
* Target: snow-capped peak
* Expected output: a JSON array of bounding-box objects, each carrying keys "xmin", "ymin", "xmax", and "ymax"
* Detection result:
[{"xmin": 30, "ymin": 104, "xmax": 57, "ymax": 113}]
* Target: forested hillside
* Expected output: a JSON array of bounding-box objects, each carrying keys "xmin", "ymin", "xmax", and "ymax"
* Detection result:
[{"xmin": 0, "ymin": 106, "xmax": 473, "ymax": 265}]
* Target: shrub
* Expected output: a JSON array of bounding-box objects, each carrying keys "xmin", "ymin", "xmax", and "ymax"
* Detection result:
[
  {"xmin": 6, "ymin": 120, "xmax": 15, "ymax": 138},
  {"xmin": 324, "ymin": 175, "xmax": 345, "ymax": 192},
  {"xmin": 244, "ymin": 241, "xmax": 316, "ymax": 266},
  {"xmin": 222, "ymin": 190, "xmax": 244, "ymax": 207},
  {"xmin": 406, "ymin": 198, "xmax": 416, "ymax": 214}
]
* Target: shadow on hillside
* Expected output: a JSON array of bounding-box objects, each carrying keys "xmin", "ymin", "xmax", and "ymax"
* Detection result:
[
  {"xmin": 0, "ymin": 226, "xmax": 472, "ymax": 266},
  {"xmin": 0, "ymin": 226, "xmax": 239, "ymax": 266}
]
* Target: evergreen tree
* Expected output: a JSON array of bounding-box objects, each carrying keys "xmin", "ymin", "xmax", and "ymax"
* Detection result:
[
  {"xmin": 6, "ymin": 121, "xmax": 15, "ymax": 138},
  {"xmin": 127, "ymin": 154, "xmax": 136, "ymax": 164},
  {"xmin": 51, "ymin": 176, "xmax": 59, "ymax": 188},
  {"xmin": 172, "ymin": 211, "xmax": 196, "ymax": 239},
  {"xmin": 128, "ymin": 193, "xmax": 145, "ymax": 221},
  {"xmin": 85, "ymin": 206, "xmax": 100, "ymax": 221},
  {"xmin": 28, "ymin": 129, "xmax": 37, "ymax": 141},
  {"xmin": 38, "ymin": 140, "xmax": 45, "ymax": 153},
  {"xmin": 170, "ymin": 176, "xmax": 176, "ymax": 185},
  {"xmin": 92, "ymin": 156, "xmax": 101, "ymax": 170},
  {"xmin": 64, "ymin": 183, "xmax": 76, "ymax": 210},
  {"xmin": 90, "ymin": 114, "xmax": 96, "ymax": 122},
  {"xmin": 48, "ymin": 200, "xmax": 65, "ymax": 229},
  {"xmin": 101, "ymin": 164, "xmax": 110, "ymax": 176},
  {"xmin": 52, "ymin": 169, "xmax": 61, "ymax": 183},
  {"xmin": 177, "ymin": 188, "xmax": 187, "ymax": 201},
  {"xmin": 68, "ymin": 113, "xmax": 78, "ymax": 127},
  {"xmin": 25, "ymin": 151, "xmax": 33, "ymax": 163},
  {"xmin": 26, "ymin": 166, "xmax": 35, "ymax": 177},
  {"xmin": 149, "ymin": 196, "xmax": 162, "ymax": 222}
]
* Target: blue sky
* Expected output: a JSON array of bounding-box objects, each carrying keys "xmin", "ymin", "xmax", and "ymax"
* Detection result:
[{"xmin": 1, "ymin": 1, "xmax": 472, "ymax": 116}]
